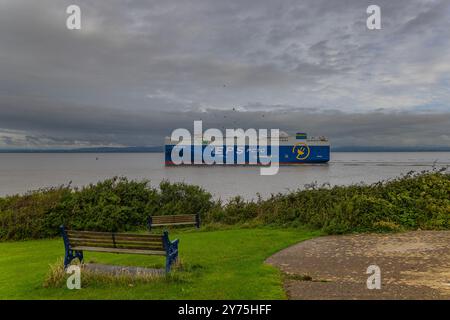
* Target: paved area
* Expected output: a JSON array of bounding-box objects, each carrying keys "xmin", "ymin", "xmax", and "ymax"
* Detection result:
[
  {"xmin": 84, "ymin": 263, "xmax": 164, "ymax": 276},
  {"xmin": 266, "ymin": 231, "xmax": 450, "ymax": 300}
]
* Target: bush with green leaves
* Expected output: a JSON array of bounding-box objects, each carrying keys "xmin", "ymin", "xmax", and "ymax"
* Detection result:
[
  {"xmin": 205, "ymin": 169, "xmax": 450, "ymax": 234},
  {"xmin": 0, "ymin": 177, "xmax": 214, "ymax": 240},
  {"xmin": 0, "ymin": 187, "xmax": 71, "ymax": 240},
  {"xmin": 0, "ymin": 170, "xmax": 448, "ymax": 241}
]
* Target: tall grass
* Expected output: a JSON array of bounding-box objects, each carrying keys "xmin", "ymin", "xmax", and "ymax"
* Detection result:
[{"xmin": 43, "ymin": 258, "xmax": 190, "ymax": 288}]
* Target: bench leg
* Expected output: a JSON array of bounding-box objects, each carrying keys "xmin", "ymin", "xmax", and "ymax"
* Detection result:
[
  {"xmin": 165, "ymin": 240, "xmax": 179, "ymax": 273},
  {"xmin": 64, "ymin": 249, "xmax": 84, "ymax": 269},
  {"xmin": 61, "ymin": 225, "xmax": 84, "ymax": 269},
  {"xmin": 165, "ymin": 256, "xmax": 170, "ymax": 273},
  {"xmin": 195, "ymin": 213, "xmax": 201, "ymax": 228},
  {"xmin": 162, "ymin": 232, "xmax": 179, "ymax": 273},
  {"xmin": 165, "ymin": 251, "xmax": 178, "ymax": 273},
  {"xmin": 147, "ymin": 216, "xmax": 152, "ymax": 232}
]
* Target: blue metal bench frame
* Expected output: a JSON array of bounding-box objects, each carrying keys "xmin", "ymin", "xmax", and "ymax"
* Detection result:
[
  {"xmin": 162, "ymin": 232, "xmax": 179, "ymax": 273},
  {"xmin": 60, "ymin": 225, "xmax": 179, "ymax": 273}
]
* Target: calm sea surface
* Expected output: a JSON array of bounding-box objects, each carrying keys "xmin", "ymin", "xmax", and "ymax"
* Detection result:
[{"xmin": 0, "ymin": 152, "xmax": 449, "ymax": 200}]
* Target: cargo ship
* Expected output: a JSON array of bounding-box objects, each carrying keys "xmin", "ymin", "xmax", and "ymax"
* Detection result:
[{"xmin": 165, "ymin": 132, "xmax": 330, "ymax": 165}]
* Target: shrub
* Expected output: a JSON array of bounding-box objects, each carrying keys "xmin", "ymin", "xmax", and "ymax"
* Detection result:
[
  {"xmin": 0, "ymin": 187, "xmax": 71, "ymax": 240},
  {"xmin": 0, "ymin": 177, "xmax": 215, "ymax": 240},
  {"xmin": 44, "ymin": 177, "xmax": 160, "ymax": 233},
  {"xmin": 205, "ymin": 169, "xmax": 450, "ymax": 234},
  {"xmin": 158, "ymin": 181, "xmax": 214, "ymax": 218},
  {"xmin": 0, "ymin": 170, "xmax": 448, "ymax": 241}
]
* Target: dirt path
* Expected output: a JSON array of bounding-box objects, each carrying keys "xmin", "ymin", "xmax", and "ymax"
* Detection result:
[{"xmin": 266, "ymin": 231, "xmax": 450, "ymax": 300}]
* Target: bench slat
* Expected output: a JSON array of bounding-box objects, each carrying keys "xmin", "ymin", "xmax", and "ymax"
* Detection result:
[
  {"xmin": 67, "ymin": 231, "xmax": 162, "ymax": 240},
  {"xmin": 67, "ymin": 235, "xmax": 163, "ymax": 243},
  {"xmin": 70, "ymin": 238, "xmax": 164, "ymax": 248},
  {"xmin": 70, "ymin": 242, "xmax": 164, "ymax": 250},
  {"xmin": 67, "ymin": 234, "xmax": 163, "ymax": 245},
  {"xmin": 148, "ymin": 214, "xmax": 200, "ymax": 230},
  {"xmin": 67, "ymin": 230, "xmax": 117, "ymax": 236},
  {"xmin": 113, "ymin": 235, "xmax": 163, "ymax": 241},
  {"xmin": 152, "ymin": 219, "xmax": 195, "ymax": 224},
  {"xmin": 67, "ymin": 230, "xmax": 165, "ymax": 251},
  {"xmin": 67, "ymin": 233, "xmax": 112, "ymax": 240},
  {"xmin": 153, "ymin": 214, "xmax": 196, "ymax": 218},
  {"xmin": 152, "ymin": 215, "xmax": 195, "ymax": 220},
  {"xmin": 152, "ymin": 218, "xmax": 196, "ymax": 223},
  {"xmin": 70, "ymin": 246, "xmax": 166, "ymax": 255},
  {"xmin": 68, "ymin": 237, "xmax": 163, "ymax": 245},
  {"xmin": 152, "ymin": 214, "xmax": 195, "ymax": 219},
  {"xmin": 152, "ymin": 222, "xmax": 197, "ymax": 226}
]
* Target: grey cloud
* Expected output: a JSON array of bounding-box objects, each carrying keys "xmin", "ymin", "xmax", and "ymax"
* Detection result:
[
  {"xmin": 0, "ymin": 0, "xmax": 449, "ymax": 148},
  {"xmin": 0, "ymin": 96, "xmax": 449, "ymax": 148}
]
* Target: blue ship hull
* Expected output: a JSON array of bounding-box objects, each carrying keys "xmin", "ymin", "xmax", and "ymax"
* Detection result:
[{"xmin": 165, "ymin": 144, "xmax": 330, "ymax": 165}]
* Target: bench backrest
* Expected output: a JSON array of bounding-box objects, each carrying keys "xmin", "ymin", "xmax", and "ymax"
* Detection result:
[
  {"xmin": 149, "ymin": 213, "xmax": 200, "ymax": 229},
  {"xmin": 66, "ymin": 230, "xmax": 166, "ymax": 252}
]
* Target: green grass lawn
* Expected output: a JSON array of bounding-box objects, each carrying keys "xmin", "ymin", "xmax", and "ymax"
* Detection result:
[{"xmin": 0, "ymin": 227, "xmax": 321, "ymax": 299}]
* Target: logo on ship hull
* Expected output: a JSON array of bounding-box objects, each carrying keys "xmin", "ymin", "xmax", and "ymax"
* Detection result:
[{"xmin": 292, "ymin": 142, "xmax": 310, "ymax": 160}]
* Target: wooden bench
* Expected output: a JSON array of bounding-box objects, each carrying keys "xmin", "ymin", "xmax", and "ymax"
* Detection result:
[
  {"xmin": 148, "ymin": 214, "xmax": 200, "ymax": 231},
  {"xmin": 60, "ymin": 225, "xmax": 179, "ymax": 273}
]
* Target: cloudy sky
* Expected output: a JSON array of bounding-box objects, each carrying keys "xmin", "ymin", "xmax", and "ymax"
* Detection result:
[{"xmin": 0, "ymin": 0, "xmax": 449, "ymax": 149}]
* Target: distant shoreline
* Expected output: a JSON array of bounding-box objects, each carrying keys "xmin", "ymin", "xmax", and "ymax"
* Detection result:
[{"xmin": 1, "ymin": 147, "xmax": 450, "ymax": 153}]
